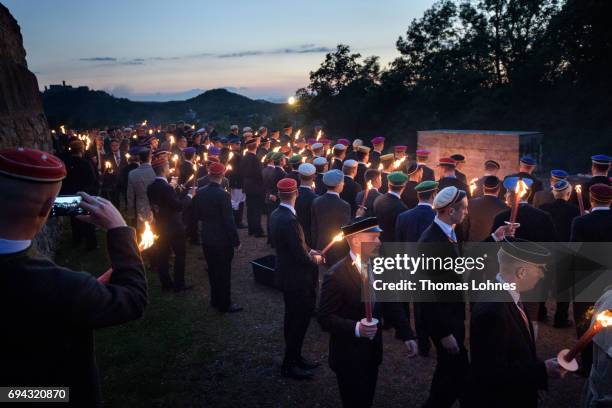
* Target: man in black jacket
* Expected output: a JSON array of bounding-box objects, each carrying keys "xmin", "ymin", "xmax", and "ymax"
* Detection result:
[
  {"xmin": 193, "ymin": 162, "xmax": 242, "ymax": 313},
  {"xmin": 373, "ymin": 171, "xmax": 408, "ymax": 243},
  {"xmin": 331, "ymin": 143, "xmax": 346, "ymax": 170},
  {"xmin": 241, "ymin": 138, "xmax": 266, "ymax": 237},
  {"xmin": 295, "ymin": 163, "xmax": 318, "ymax": 247},
  {"xmin": 147, "ymin": 156, "xmax": 192, "ymax": 291},
  {"xmin": 400, "ymin": 162, "xmax": 422, "ymax": 210},
  {"xmin": 0, "ymin": 147, "xmax": 147, "ymax": 407},
  {"xmin": 468, "ymin": 239, "xmax": 565, "ymax": 408},
  {"xmin": 355, "ymin": 169, "xmax": 382, "ymax": 218},
  {"xmin": 437, "ymin": 157, "xmax": 470, "ymax": 200},
  {"xmin": 313, "ymin": 156, "xmax": 328, "ymax": 194},
  {"xmin": 318, "ymin": 217, "xmax": 417, "ymax": 408},
  {"xmin": 504, "ymin": 155, "xmax": 544, "ymax": 204},
  {"xmin": 340, "ymin": 159, "xmax": 362, "ymax": 217},
  {"xmin": 270, "ymin": 178, "xmax": 325, "ymax": 379},
  {"xmin": 580, "ymin": 155, "xmax": 611, "ymax": 210},
  {"xmin": 463, "ymin": 176, "xmax": 507, "ymax": 242}
]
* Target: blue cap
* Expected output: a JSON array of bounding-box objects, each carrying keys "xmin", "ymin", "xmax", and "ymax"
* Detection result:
[
  {"xmin": 591, "ymin": 155, "xmax": 611, "ymax": 165},
  {"xmin": 550, "ymin": 169, "xmax": 568, "ymax": 179},
  {"xmin": 322, "ymin": 169, "xmax": 344, "ymax": 187},
  {"xmin": 208, "ymin": 146, "xmax": 221, "ymax": 156},
  {"xmin": 211, "ymin": 135, "xmax": 220, "ymax": 142},
  {"xmin": 220, "ymin": 137, "xmax": 228, "ymax": 144},
  {"xmin": 520, "ymin": 155, "xmax": 536, "ymax": 166},
  {"xmin": 128, "ymin": 146, "xmax": 141, "ymax": 155},
  {"xmin": 183, "ymin": 147, "xmax": 196, "ymax": 155},
  {"xmin": 553, "ymin": 180, "xmax": 570, "ymax": 192},
  {"xmin": 229, "ymin": 137, "xmax": 241, "ymax": 145},
  {"xmin": 503, "ymin": 176, "xmax": 534, "ymax": 190}
]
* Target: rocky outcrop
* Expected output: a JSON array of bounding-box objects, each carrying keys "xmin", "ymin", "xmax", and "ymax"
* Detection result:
[{"xmin": 1, "ymin": 3, "xmax": 58, "ymax": 255}]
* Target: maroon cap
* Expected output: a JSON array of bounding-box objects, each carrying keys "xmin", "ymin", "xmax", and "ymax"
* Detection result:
[
  {"xmin": 394, "ymin": 145, "xmax": 407, "ymax": 152},
  {"xmin": 590, "ymin": 183, "xmax": 612, "ymax": 202},
  {"xmin": 151, "ymin": 156, "xmax": 168, "ymax": 168},
  {"xmin": 320, "ymin": 138, "xmax": 331, "ymax": 146},
  {"xmin": 371, "ymin": 136, "xmax": 385, "ymax": 145},
  {"xmin": 209, "ymin": 162, "xmax": 225, "ymax": 175},
  {"xmin": 438, "ymin": 158, "xmax": 456, "ymax": 168},
  {"xmin": 0, "ymin": 147, "xmax": 66, "ymax": 182},
  {"xmin": 416, "ymin": 149, "xmax": 430, "ymax": 157},
  {"xmin": 337, "ymin": 138, "xmax": 350, "ymax": 146},
  {"xmin": 277, "ymin": 177, "xmax": 298, "ymax": 194}
]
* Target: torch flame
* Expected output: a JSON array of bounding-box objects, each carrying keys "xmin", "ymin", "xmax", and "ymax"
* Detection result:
[
  {"xmin": 170, "ymin": 135, "xmax": 175, "ymax": 145},
  {"xmin": 141, "ymin": 120, "xmax": 147, "ymax": 126},
  {"xmin": 367, "ymin": 180, "xmax": 373, "ymax": 190},
  {"xmin": 148, "ymin": 129, "xmax": 153, "ymax": 135},
  {"xmin": 316, "ymin": 130, "xmax": 322, "ymax": 141},
  {"xmin": 378, "ymin": 163, "xmax": 383, "ymax": 171},
  {"xmin": 227, "ymin": 164, "xmax": 233, "ymax": 171},
  {"xmin": 333, "ymin": 232, "xmax": 344, "ymax": 243},
  {"xmin": 138, "ymin": 222, "xmax": 158, "ymax": 251},
  {"xmin": 469, "ymin": 177, "xmax": 479, "ymax": 195},
  {"xmin": 125, "ymin": 153, "xmax": 131, "ymax": 160},
  {"xmin": 596, "ymin": 309, "xmax": 612, "ymax": 327},
  {"xmin": 172, "ymin": 154, "xmax": 179, "ymax": 163},
  {"xmin": 366, "ymin": 162, "xmax": 371, "ymax": 168},
  {"xmin": 393, "ymin": 157, "xmax": 406, "ymax": 170},
  {"xmin": 60, "ymin": 125, "xmax": 65, "ymax": 134},
  {"xmin": 515, "ymin": 179, "xmax": 528, "ymax": 199},
  {"xmin": 273, "ymin": 146, "xmax": 281, "ymax": 152},
  {"xmin": 326, "ymin": 148, "xmax": 332, "ymax": 156},
  {"xmin": 576, "ymin": 184, "xmax": 582, "ymax": 194},
  {"xmin": 243, "ymin": 148, "xmax": 248, "ymax": 156},
  {"xmin": 203, "ymin": 152, "xmax": 208, "ymax": 162},
  {"xmin": 105, "ymin": 161, "xmax": 111, "ymax": 169},
  {"xmin": 229, "ymin": 152, "xmax": 234, "ymax": 160},
  {"xmin": 294, "ymin": 129, "xmax": 301, "ymax": 140},
  {"xmin": 261, "ymin": 156, "xmax": 266, "ymax": 163},
  {"xmin": 193, "ymin": 163, "xmax": 198, "ymax": 172}
]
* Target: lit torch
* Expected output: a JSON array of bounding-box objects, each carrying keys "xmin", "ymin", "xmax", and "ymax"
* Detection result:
[
  {"xmin": 377, "ymin": 163, "xmax": 383, "ymax": 171},
  {"xmin": 469, "ymin": 177, "xmax": 479, "ymax": 196},
  {"xmin": 508, "ymin": 178, "xmax": 528, "ymax": 226},
  {"xmin": 393, "ymin": 157, "xmax": 406, "ymax": 170},
  {"xmin": 558, "ymin": 309, "xmax": 612, "ymax": 372},
  {"xmin": 361, "ymin": 180, "xmax": 374, "ymax": 209},
  {"xmin": 321, "ymin": 232, "xmax": 344, "ymax": 255},
  {"xmin": 97, "ymin": 222, "xmax": 158, "ymax": 284},
  {"xmin": 294, "ymin": 129, "xmax": 301, "ymax": 141},
  {"xmin": 575, "ymin": 185, "xmax": 585, "ymax": 215},
  {"xmin": 316, "ymin": 130, "xmax": 322, "ymax": 141}
]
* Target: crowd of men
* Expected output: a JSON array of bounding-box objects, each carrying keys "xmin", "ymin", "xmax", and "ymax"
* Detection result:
[{"xmin": 10, "ymin": 121, "xmax": 610, "ymax": 407}]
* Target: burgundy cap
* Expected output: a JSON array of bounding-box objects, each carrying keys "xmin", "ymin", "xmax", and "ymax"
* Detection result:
[
  {"xmin": 307, "ymin": 138, "xmax": 317, "ymax": 145},
  {"xmin": 590, "ymin": 183, "xmax": 612, "ymax": 202},
  {"xmin": 277, "ymin": 177, "xmax": 298, "ymax": 193},
  {"xmin": 394, "ymin": 145, "xmax": 407, "ymax": 152},
  {"xmin": 151, "ymin": 156, "xmax": 168, "ymax": 168},
  {"xmin": 337, "ymin": 138, "xmax": 350, "ymax": 146},
  {"xmin": 320, "ymin": 138, "xmax": 331, "ymax": 146},
  {"xmin": 416, "ymin": 149, "xmax": 430, "ymax": 157},
  {"xmin": 0, "ymin": 147, "xmax": 66, "ymax": 182},
  {"xmin": 209, "ymin": 162, "xmax": 225, "ymax": 175},
  {"xmin": 438, "ymin": 157, "xmax": 456, "ymax": 167},
  {"xmin": 371, "ymin": 136, "xmax": 385, "ymax": 145}
]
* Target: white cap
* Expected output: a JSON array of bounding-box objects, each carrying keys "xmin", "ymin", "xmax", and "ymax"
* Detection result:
[
  {"xmin": 433, "ymin": 186, "xmax": 467, "ymax": 210},
  {"xmin": 313, "ymin": 157, "xmax": 328, "ymax": 166},
  {"xmin": 312, "ymin": 142, "xmax": 324, "ymax": 150},
  {"xmin": 352, "ymin": 139, "xmax": 363, "ymax": 147},
  {"xmin": 230, "ymin": 125, "xmax": 239, "ymax": 130},
  {"xmin": 333, "ymin": 143, "xmax": 347, "ymax": 151},
  {"xmin": 343, "ymin": 159, "xmax": 358, "ymax": 168},
  {"xmin": 298, "ymin": 163, "xmax": 316, "ymax": 176}
]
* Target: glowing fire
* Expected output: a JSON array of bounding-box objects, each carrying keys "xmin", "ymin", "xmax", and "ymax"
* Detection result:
[
  {"xmin": 326, "ymin": 148, "xmax": 332, "ymax": 156},
  {"xmin": 366, "ymin": 162, "xmax": 371, "ymax": 168},
  {"xmin": 227, "ymin": 164, "xmax": 233, "ymax": 171},
  {"xmin": 316, "ymin": 130, "xmax": 322, "ymax": 141},
  {"xmin": 378, "ymin": 163, "xmax": 383, "ymax": 171},
  {"xmin": 273, "ymin": 146, "xmax": 281, "ymax": 152},
  {"xmin": 294, "ymin": 129, "xmax": 301, "ymax": 140},
  {"xmin": 597, "ymin": 310, "xmax": 612, "ymax": 327},
  {"xmin": 515, "ymin": 178, "xmax": 528, "ymax": 200},
  {"xmin": 172, "ymin": 154, "xmax": 179, "ymax": 163},
  {"xmin": 138, "ymin": 222, "xmax": 158, "ymax": 251},
  {"xmin": 469, "ymin": 177, "xmax": 479, "ymax": 195},
  {"xmin": 332, "ymin": 232, "xmax": 344, "ymax": 243},
  {"xmin": 204, "ymin": 152, "xmax": 208, "ymax": 161},
  {"xmin": 193, "ymin": 163, "xmax": 198, "ymax": 172},
  {"xmin": 576, "ymin": 184, "xmax": 582, "ymax": 194},
  {"xmin": 141, "ymin": 120, "xmax": 148, "ymax": 126},
  {"xmin": 125, "ymin": 153, "xmax": 131, "ymax": 160},
  {"xmin": 228, "ymin": 152, "xmax": 234, "ymax": 160},
  {"xmin": 60, "ymin": 125, "xmax": 65, "ymax": 133},
  {"xmin": 105, "ymin": 161, "xmax": 111, "ymax": 169},
  {"xmin": 367, "ymin": 180, "xmax": 373, "ymax": 190},
  {"xmin": 148, "ymin": 129, "xmax": 153, "ymax": 135},
  {"xmin": 170, "ymin": 135, "xmax": 175, "ymax": 145},
  {"xmin": 243, "ymin": 148, "xmax": 248, "ymax": 155},
  {"xmin": 393, "ymin": 157, "xmax": 406, "ymax": 170}
]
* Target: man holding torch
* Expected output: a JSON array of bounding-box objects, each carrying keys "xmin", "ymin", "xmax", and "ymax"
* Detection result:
[
  {"xmin": 318, "ymin": 217, "xmax": 417, "ymax": 408},
  {"xmin": 269, "ymin": 178, "xmax": 325, "ymax": 380}
]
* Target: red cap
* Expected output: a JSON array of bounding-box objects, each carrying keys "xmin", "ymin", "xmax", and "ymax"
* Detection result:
[
  {"xmin": 307, "ymin": 138, "xmax": 316, "ymax": 145},
  {"xmin": 590, "ymin": 183, "xmax": 612, "ymax": 202},
  {"xmin": 209, "ymin": 162, "xmax": 225, "ymax": 176},
  {"xmin": 337, "ymin": 138, "xmax": 350, "ymax": 146},
  {"xmin": 394, "ymin": 145, "xmax": 407, "ymax": 152},
  {"xmin": 416, "ymin": 149, "xmax": 430, "ymax": 157},
  {"xmin": 0, "ymin": 147, "xmax": 66, "ymax": 182},
  {"xmin": 438, "ymin": 158, "xmax": 456, "ymax": 167},
  {"xmin": 151, "ymin": 156, "xmax": 168, "ymax": 168},
  {"xmin": 371, "ymin": 136, "xmax": 385, "ymax": 145},
  {"xmin": 320, "ymin": 138, "xmax": 331, "ymax": 145},
  {"xmin": 277, "ymin": 178, "xmax": 298, "ymax": 194}
]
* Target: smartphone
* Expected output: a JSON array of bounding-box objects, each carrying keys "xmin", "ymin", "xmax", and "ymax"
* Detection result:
[{"xmin": 51, "ymin": 195, "xmax": 88, "ymax": 217}]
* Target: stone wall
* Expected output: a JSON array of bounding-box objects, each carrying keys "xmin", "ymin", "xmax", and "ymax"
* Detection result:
[{"xmin": 0, "ymin": 3, "xmax": 58, "ymax": 256}]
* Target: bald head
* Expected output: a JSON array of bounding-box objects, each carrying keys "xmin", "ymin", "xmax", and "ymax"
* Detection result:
[{"xmin": 0, "ymin": 175, "xmax": 61, "ymax": 240}]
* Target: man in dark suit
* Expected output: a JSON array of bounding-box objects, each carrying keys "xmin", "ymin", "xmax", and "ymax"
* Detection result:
[
  {"xmin": 241, "ymin": 139, "xmax": 266, "ymax": 237},
  {"xmin": 101, "ymin": 138, "xmax": 124, "ymax": 207},
  {"xmin": 286, "ymin": 155, "xmax": 302, "ymax": 183},
  {"xmin": 355, "ymin": 169, "xmax": 382, "ymax": 218},
  {"xmin": 262, "ymin": 152, "xmax": 286, "ymax": 216},
  {"xmin": 192, "ymin": 162, "xmax": 242, "ymax": 313},
  {"xmin": 227, "ymin": 138, "xmax": 246, "ymax": 228},
  {"xmin": 450, "ymin": 154, "xmax": 468, "ymax": 186},
  {"xmin": 570, "ymin": 183, "xmax": 612, "ymax": 374},
  {"xmin": 416, "ymin": 149, "xmax": 435, "ymax": 181},
  {"xmin": 418, "ymin": 186, "xmax": 470, "ymax": 408},
  {"xmin": 340, "ymin": 160, "xmax": 362, "ymax": 217},
  {"xmin": 468, "ymin": 239, "xmax": 565, "ymax": 408},
  {"xmin": 539, "ymin": 180, "xmax": 580, "ymax": 328},
  {"xmin": 395, "ymin": 180, "xmax": 437, "ymax": 356},
  {"xmin": 318, "ymin": 217, "xmax": 417, "ymax": 408},
  {"xmin": 295, "ymin": 163, "xmax": 318, "ymax": 247},
  {"xmin": 463, "ymin": 176, "xmax": 508, "ymax": 242},
  {"xmin": 400, "ymin": 163, "xmax": 421, "ymax": 209},
  {"xmin": 330, "ymin": 144, "xmax": 346, "ymax": 170},
  {"xmin": 437, "ymin": 157, "xmax": 470, "ymax": 199},
  {"xmin": 373, "ymin": 171, "xmax": 408, "ymax": 243},
  {"xmin": 580, "ymin": 155, "xmax": 611, "ymax": 210},
  {"xmin": 147, "ymin": 156, "xmax": 192, "ymax": 291},
  {"xmin": 0, "ymin": 148, "xmax": 147, "ymax": 407},
  {"xmin": 270, "ymin": 178, "xmax": 325, "ymax": 379},
  {"xmin": 490, "ymin": 177, "xmax": 556, "ymax": 323},
  {"xmin": 311, "ymin": 170, "xmax": 351, "ymax": 267},
  {"xmin": 504, "ymin": 155, "xmax": 544, "ymax": 204},
  {"xmin": 178, "ymin": 147, "xmax": 199, "ymax": 244},
  {"xmin": 355, "ymin": 146, "xmax": 370, "ymax": 188},
  {"xmin": 472, "ymin": 160, "xmax": 502, "ymax": 198},
  {"xmin": 369, "ymin": 136, "xmax": 385, "ymax": 170},
  {"xmin": 533, "ymin": 169, "xmax": 569, "ymax": 209},
  {"xmin": 61, "ymin": 139, "xmax": 99, "ymax": 251},
  {"xmin": 313, "ymin": 156, "xmax": 328, "ymax": 195},
  {"xmin": 178, "ymin": 147, "xmax": 196, "ymax": 186}
]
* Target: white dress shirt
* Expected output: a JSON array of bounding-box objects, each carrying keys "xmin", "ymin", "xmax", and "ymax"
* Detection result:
[
  {"xmin": 434, "ymin": 216, "xmax": 457, "ymax": 242},
  {"xmin": 279, "ymin": 202, "xmax": 296, "ymax": 216}
]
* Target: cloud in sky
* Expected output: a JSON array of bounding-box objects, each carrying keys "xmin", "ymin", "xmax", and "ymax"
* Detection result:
[{"xmin": 79, "ymin": 57, "xmax": 117, "ymax": 62}]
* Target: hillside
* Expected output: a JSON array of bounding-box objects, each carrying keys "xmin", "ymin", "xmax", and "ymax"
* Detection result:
[{"xmin": 42, "ymin": 86, "xmax": 288, "ymax": 129}]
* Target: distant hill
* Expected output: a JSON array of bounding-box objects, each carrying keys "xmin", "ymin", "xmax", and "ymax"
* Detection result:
[{"xmin": 42, "ymin": 86, "xmax": 289, "ymax": 129}]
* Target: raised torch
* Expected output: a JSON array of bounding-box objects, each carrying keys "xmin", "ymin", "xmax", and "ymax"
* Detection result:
[
  {"xmin": 321, "ymin": 232, "xmax": 344, "ymax": 255},
  {"xmin": 575, "ymin": 184, "xmax": 585, "ymax": 215},
  {"xmin": 557, "ymin": 309, "xmax": 612, "ymax": 371}
]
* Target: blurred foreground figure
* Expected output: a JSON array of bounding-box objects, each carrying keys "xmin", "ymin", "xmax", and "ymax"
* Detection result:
[{"xmin": 0, "ymin": 148, "xmax": 147, "ymax": 407}]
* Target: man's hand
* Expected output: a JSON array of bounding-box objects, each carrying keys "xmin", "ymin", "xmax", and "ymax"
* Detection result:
[
  {"xmin": 493, "ymin": 223, "xmax": 518, "ymax": 241},
  {"xmin": 355, "ymin": 206, "xmax": 366, "ymax": 218},
  {"xmin": 544, "ymin": 358, "xmax": 566, "ymax": 379},
  {"xmin": 440, "ymin": 334, "xmax": 460, "ymax": 354},
  {"xmin": 358, "ymin": 322, "xmax": 378, "ymax": 340},
  {"xmin": 309, "ymin": 249, "xmax": 325, "ymax": 265},
  {"xmin": 404, "ymin": 340, "xmax": 418, "ymax": 358},
  {"xmin": 76, "ymin": 192, "xmax": 127, "ymax": 230}
]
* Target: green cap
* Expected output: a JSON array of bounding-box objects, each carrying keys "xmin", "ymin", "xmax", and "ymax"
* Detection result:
[
  {"xmin": 288, "ymin": 154, "xmax": 303, "ymax": 164},
  {"xmin": 387, "ymin": 171, "xmax": 408, "ymax": 186},
  {"xmin": 263, "ymin": 151, "xmax": 275, "ymax": 162},
  {"xmin": 271, "ymin": 152, "xmax": 286, "ymax": 161},
  {"xmin": 415, "ymin": 180, "xmax": 438, "ymax": 193}
]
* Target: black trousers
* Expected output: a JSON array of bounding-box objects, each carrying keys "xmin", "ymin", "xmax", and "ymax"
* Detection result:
[
  {"xmin": 424, "ymin": 336, "xmax": 468, "ymax": 408},
  {"xmin": 414, "ymin": 303, "xmax": 430, "ymax": 353},
  {"xmin": 335, "ymin": 365, "xmax": 379, "ymax": 408},
  {"xmin": 283, "ymin": 290, "xmax": 316, "ymax": 367},
  {"xmin": 70, "ymin": 216, "xmax": 97, "ymax": 250},
  {"xmin": 156, "ymin": 226, "xmax": 186, "ymax": 289},
  {"xmin": 203, "ymin": 245, "xmax": 234, "ymax": 311},
  {"xmin": 246, "ymin": 193, "xmax": 265, "ymax": 235}
]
